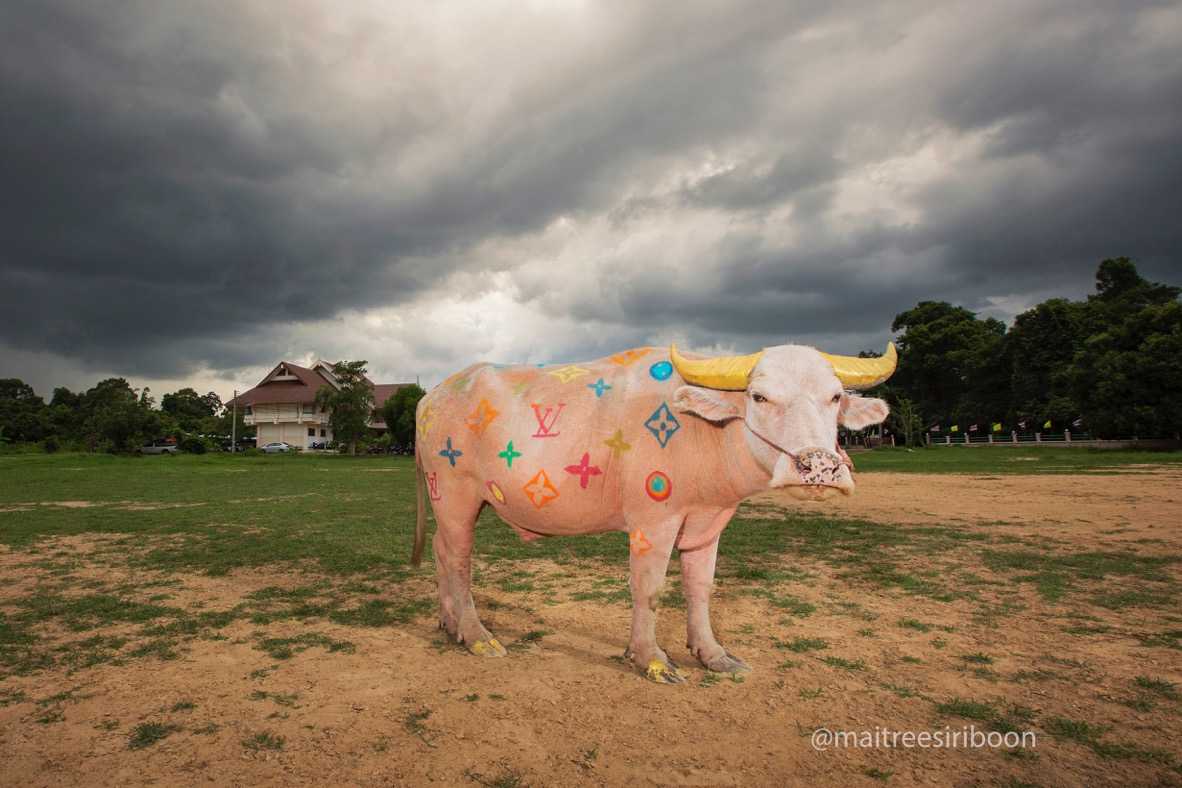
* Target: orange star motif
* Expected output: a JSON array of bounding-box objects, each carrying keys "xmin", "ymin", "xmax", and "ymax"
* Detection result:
[
  {"xmin": 629, "ymin": 529, "xmax": 653, "ymax": 555},
  {"xmin": 523, "ymin": 469, "xmax": 560, "ymax": 509},
  {"xmin": 610, "ymin": 348, "xmax": 650, "ymax": 366},
  {"xmin": 465, "ymin": 399, "xmax": 500, "ymax": 435}
]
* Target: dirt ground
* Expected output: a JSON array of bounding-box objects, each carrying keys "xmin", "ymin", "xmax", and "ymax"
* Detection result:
[{"xmin": 2, "ymin": 471, "xmax": 1181, "ymax": 787}]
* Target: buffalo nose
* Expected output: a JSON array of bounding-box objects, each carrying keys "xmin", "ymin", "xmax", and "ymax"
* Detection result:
[{"xmin": 794, "ymin": 447, "xmax": 843, "ymax": 485}]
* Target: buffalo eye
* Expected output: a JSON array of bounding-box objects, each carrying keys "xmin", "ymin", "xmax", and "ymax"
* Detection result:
[
  {"xmin": 831, "ymin": 393, "xmax": 842, "ymax": 404},
  {"xmin": 752, "ymin": 392, "xmax": 768, "ymax": 404}
]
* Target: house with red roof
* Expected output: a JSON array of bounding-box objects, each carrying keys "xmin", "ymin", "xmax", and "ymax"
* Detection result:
[{"xmin": 229, "ymin": 360, "xmax": 410, "ymax": 449}]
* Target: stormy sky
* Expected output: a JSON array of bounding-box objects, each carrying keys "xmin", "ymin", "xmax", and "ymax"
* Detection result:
[{"xmin": 2, "ymin": 0, "xmax": 1180, "ymax": 398}]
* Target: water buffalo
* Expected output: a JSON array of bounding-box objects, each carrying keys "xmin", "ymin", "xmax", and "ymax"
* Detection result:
[{"xmin": 413, "ymin": 343, "xmax": 896, "ymax": 682}]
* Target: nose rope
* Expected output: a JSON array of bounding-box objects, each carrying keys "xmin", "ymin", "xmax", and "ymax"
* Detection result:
[{"xmin": 742, "ymin": 419, "xmax": 854, "ymax": 472}]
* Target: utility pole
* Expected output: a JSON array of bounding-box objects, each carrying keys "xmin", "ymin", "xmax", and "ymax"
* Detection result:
[{"xmin": 231, "ymin": 390, "xmax": 237, "ymax": 453}]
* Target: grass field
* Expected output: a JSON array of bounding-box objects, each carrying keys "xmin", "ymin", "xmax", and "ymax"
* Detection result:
[
  {"xmin": 853, "ymin": 445, "xmax": 1182, "ymax": 474},
  {"xmin": 1, "ymin": 450, "xmax": 1180, "ymax": 786}
]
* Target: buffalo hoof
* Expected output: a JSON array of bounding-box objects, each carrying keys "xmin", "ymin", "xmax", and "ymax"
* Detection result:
[
  {"xmin": 643, "ymin": 658, "xmax": 687, "ymax": 684},
  {"xmin": 699, "ymin": 650, "xmax": 751, "ymax": 674},
  {"xmin": 468, "ymin": 638, "xmax": 507, "ymax": 657}
]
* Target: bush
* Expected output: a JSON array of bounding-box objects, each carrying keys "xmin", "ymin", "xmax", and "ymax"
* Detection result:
[
  {"xmin": 179, "ymin": 436, "xmax": 206, "ymax": 454},
  {"xmin": 242, "ymin": 447, "xmax": 261, "ymax": 457},
  {"xmin": 42, "ymin": 436, "xmax": 60, "ymax": 453}
]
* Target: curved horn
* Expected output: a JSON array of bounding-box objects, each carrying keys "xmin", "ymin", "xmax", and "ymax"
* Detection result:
[
  {"xmin": 818, "ymin": 342, "xmax": 898, "ymax": 390},
  {"xmin": 669, "ymin": 343, "xmax": 763, "ymax": 390}
]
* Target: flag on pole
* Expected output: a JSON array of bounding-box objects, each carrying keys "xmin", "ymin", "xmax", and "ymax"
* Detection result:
[
  {"xmin": 1043, "ymin": 419, "xmax": 1052, "ymax": 429},
  {"xmin": 969, "ymin": 424, "xmax": 979, "ymax": 432},
  {"xmin": 1072, "ymin": 417, "xmax": 1083, "ymax": 428},
  {"xmin": 929, "ymin": 424, "xmax": 941, "ymax": 433},
  {"xmin": 992, "ymin": 422, "xmax": 1002, "ymax": 432},
  {"xmin": 1018, "ymin": 419, "xmax": 1027, "ymax": 429},
  {"xmin": 950, "ymin": 425, "xmax": 959, "ymax": 433}
]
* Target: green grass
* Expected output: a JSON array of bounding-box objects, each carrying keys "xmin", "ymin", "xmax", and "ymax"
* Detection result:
[
  {"xmin": 242, "ymin": 730, "xmax": 285, "ymax": 751},
  {"xmin": 778, "ymin": 637, "xmax": 828, "ymax": 653},
  {"xmin": 853, "ymin": 446, "xmax": 1182, "ymax": 475},
  {"xmin": 129, "ymin": 722, "xmax": 180, "ymax": 749}
]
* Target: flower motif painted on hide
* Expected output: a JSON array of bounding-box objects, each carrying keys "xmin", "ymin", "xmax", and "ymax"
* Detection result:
[
  {"xmin": 603, "ymin": 429, "xmax": 631, "ymax": 457},
  {"xmin": 548, "ymin": 365, "xmax": 591, "ymax": 384},
  {"xmin": 587, "ymin": 377, "xmax": 612, "ymax": 398},
  {"xmin": 486, "ymin": 480, "xmax": 506, "ymax": 504},
  {"xmin": 439, "ymin": 437, "xmax": 463, "ymax": 467},
  {"xmin": 644, "ymin": 402, "xmax": 680, "ymax": 448},
  {"xmin": 465, "ymin": 398, "xmax": 500, "ymax": 435},
  {"xmin": 563, "ymin": 452, "xmax": 602, "ymax": 489},
  {"xmin": 610, "ymin": 348, "xmax": 649, "ymax": 366},
  {"xmin": 629, "ymin": 529, "xmax": 653, "ymax": 555},
  {"xmin": 417, "ymin": 403, "xmax": 436, "ymax": 439},
  {"xmin": 444, "ymin": 371, "xmax": 471, "ymax": 392},
  {"xmin": 649, "ymin": 361, "xmax": 673, "ymax": 381},
  {"xmin": 523, "ymin": 469, "xmax": 560, "ymax": 509},
  {"xmin": 497, "ymin": 440, "xmax": 522, "ymax": 468}
]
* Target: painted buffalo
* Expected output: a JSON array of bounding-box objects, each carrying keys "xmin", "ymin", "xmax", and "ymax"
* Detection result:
[{"xmin": 413, "ymin": 343, "xmax": 896, "ymax": 682}]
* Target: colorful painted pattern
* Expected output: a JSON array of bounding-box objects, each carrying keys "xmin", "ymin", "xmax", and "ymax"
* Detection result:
[
  {"xmin": 563, "ymin": 452, "xmax": 603, "ymax": 489},
  {"xmin": 645, "ymin": 470, "xmax": 672, "ymax": 502},
  {"xmin": 497, "ymin": 440, "xmax": 522, "ymax": 468},
  {"xmin": 530, "ymin": 403, "xmax": 565, "ymax": 438},
  {"xmin": 486, "ymin": 480, "xmax": 506, "ymax": 504},
  {"xmin": 417, "ymin": 403, "xmax": 435, "ymax": 439},
  {"xmin": 603, "ymin": 429, "xmax": 631, "ymax": 457},
  {"xmin": 426, "ymin": 472, "xmax": 441, "ymax": 501},
  {"xmin": 465, "ymin": 398, "xmax": 500, "ymax": 435},
  {"xmin": 587, "ymin": 377, "xmax": 611, "ymax": 398},
  {"xmin": 548, "ymin": 365, "xmax": 591, "ymax": 383},
  {"xmin": 644, "ymin": 402, "xmax": 680, "ymax": 447},
  {"xmin": 629, "ymin": 529, "xmax": 653, "ymax": 555},
  {"xmin": 610, "ymin": 348, "xmax": 649, "ymax": 366},
  {"xmin": 439, "ymin": 437, "xmax": 463, "ymax": 467},
  {"xmin": 523, "ymin": 469, "xmax": 560, "ymax": 509},
  {"xmin": 649, "ymin": 360, "xmax": 673, "ymax": 381}
]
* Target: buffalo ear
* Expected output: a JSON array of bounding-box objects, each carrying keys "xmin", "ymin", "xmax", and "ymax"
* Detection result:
[
  {"xmin": 672, "ymin": 386, "xmax": 743, "ymax": 423},
  {"xmin": 840, "ymin": 395, "xmax": 889, "ymax": 430}
]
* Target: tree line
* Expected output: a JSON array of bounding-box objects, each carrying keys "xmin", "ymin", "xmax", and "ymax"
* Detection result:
[
  {"xmin": 0, "ymin": 362, "xmax": 427, "ymax": 455},
  {"xmin": 2, "ymin": 257, "xmax": 1176, "ymax": 452},
  {"xmin": 876, "ymin": 258, "xmax": 1181, "ymax": 444}
]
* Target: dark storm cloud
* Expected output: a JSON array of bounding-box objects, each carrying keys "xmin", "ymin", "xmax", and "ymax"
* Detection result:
[{"xmin": 1, "ymin": 0, "xmax": 1179, "ymax": 388}]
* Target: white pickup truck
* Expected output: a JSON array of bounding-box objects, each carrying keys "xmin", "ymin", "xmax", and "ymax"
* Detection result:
[{"xmin": 138, "ymin": 440, "xmax": 179, "ymax": 455}]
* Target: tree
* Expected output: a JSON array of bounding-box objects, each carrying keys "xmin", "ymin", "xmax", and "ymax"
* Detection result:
[
  {"xmin": 1007, "ymin": 298, "xmax": 1085, "ymax": 426},
  {"xmin": 314, "ymin": 360, "xmax": 374, "ymax": 455},
  {"xmin": 382, "ymin": 384, "xmax": 426, "ymax": 449},
  {"xmin": 889, "ymin": 302, "xmax": 1006, "ymax": 426},
  {"xmin": 161, "ymin": 387, "xmax": 219, "ymax": 432},
  {"xmin": 0, "ymin": 378, "xmax": 48, "ymax": 442},
  {"xmin": 1071, "ymin": 260, "xmax": 1182, "ymax": 438},
  {"xmin": 888, "ymin": 396, "xmax": 925, "ymax": 448},
  {"xmin": 76, "ymin": 378, "xmax": 161, "ymax": 452}
]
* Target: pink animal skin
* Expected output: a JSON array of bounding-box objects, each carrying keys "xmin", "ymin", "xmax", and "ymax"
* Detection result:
[{"xmin": 413, "ymin": 343, "xmax": 896, "ymax": 682}]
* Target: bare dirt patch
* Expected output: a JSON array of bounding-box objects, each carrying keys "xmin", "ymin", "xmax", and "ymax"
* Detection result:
[{"xmin": 1, "ymin": 472, "xmax": 1180, "ymax": 786}]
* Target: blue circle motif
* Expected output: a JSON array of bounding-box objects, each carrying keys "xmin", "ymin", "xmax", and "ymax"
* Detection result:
[{"xmin": 649, "ymin": 360, "xmax": 673, "ymax": 381}]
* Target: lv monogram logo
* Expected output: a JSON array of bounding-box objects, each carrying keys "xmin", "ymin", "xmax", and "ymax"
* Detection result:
[
  {"xmin": 425, "ymin": 472, "xmax": 441, "ymax": 501},
  {"xmin": 530, "ymin": 403, "xmax": 566, "ymax": 438}
]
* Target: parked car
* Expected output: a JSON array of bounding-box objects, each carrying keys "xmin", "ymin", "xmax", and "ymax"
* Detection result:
[
  {"xmin": 261, "ymin": 441, "xmax": 294, "ymax": 454},
  {"xmin": 139, "ymin": 440, "xmax": 179, "ymax": 455}
]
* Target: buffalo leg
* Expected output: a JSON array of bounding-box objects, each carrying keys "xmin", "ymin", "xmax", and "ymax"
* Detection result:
[
  {"xmin": 624, "ymin": 519, "xmax": 684, "ymax": 683},
  {"xmin": 681, "ymin": 535, "xmax": 750, "ymax": 673},
  {"xmin": 432, "ymin": 500, "xmax": 506, "ymax": 657}
]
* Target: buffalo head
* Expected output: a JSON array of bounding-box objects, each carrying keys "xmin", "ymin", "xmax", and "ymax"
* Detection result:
[{"xmin": 670, "ymin": 342, "xmax": 896, "ymax": 499}]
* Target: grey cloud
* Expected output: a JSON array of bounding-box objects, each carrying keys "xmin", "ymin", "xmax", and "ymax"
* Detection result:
[{"xmin": 1, "ymin": 0, "xmax": 1179, "ymax": 390}]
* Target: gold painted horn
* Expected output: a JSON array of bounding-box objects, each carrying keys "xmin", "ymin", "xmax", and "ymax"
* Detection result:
[
  {"xmin": 669, "ymin": 343, "xmax": 764, "ymax": 390},
  {"xmin": 819, "ymin": 342, "xmax": 898, "ymax": 390}
]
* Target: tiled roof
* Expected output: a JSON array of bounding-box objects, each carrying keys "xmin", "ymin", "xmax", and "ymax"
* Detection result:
[{"xmin": 229, "ymin": 362, "xmax": 409, "ymax": 410}]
